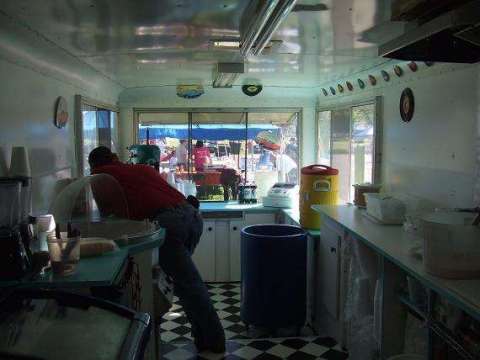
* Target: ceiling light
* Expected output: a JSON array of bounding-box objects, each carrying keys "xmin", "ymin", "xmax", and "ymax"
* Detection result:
[
  {"xmin": 240, "ymin": 0, "xmax": 298, "ymax": 57},
  {"xmin": 210, "ymin": 40, "xmax": 241, "ymax": 49},
  {"xmin": 213, "ymin": 62, "xmax": 244, "ymax": 88}
]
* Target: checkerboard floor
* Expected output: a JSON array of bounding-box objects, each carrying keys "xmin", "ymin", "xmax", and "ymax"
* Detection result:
[{"xmin": 160, "ymin": 283, "xmax": 349, "ymax": 359}]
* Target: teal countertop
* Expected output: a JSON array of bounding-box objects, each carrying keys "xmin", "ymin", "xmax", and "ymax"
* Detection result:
[
  {"xmin": 313, "ymin": 204, "xmax": 480, "ymax": 321},
  {"xmin": 1, "ymin": 228, "xmax": 165, "ymax": 289},
  {"xmin": 200, "ymin": 202, "xmax": 277, "ymax": 213},
  {"xmin": 199, "ymin": 201, "xmax": 321, "ymax": 237}
]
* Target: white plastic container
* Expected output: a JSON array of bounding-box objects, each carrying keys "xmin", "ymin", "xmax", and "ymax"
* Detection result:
[
  {"xmin": 422, "ymin": 212, "xmax": 480, "ymax": 279},
  {"xmin": 364, "ymin": 193, "xmax": 406, "ymax": 224}
]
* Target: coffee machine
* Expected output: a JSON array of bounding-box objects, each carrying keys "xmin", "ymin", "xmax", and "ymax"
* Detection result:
[{"xmin": 0, "ymin": 177, "xmax": 33, "ymax": 280}]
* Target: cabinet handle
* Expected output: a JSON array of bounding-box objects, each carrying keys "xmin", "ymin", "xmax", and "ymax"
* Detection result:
[
  {"xmin": 330, "ymin": 247, "xmax": 337, "ymax": 254},
  {"xmin": 207, "ymin": 227, "xmax": 213, "ymax": 232},
  {"xmin": 232, "ymin": 226, "xmax": 238, "ymax": 231}
]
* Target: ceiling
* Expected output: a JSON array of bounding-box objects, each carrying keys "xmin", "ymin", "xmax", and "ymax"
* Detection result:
[{"xmin": 0, "ymin": 0, "xmax": 406, "ymax": 88}]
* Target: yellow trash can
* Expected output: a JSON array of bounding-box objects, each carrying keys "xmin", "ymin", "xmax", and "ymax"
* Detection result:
[{"xmin": 300, "ymin": 165, "xmax": 339, "ymax": 229}]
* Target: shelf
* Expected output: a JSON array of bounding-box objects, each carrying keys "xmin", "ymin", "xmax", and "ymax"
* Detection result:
[{"xmin": 399, "ymin": 293, "xmax": 477, "ymax": 360}]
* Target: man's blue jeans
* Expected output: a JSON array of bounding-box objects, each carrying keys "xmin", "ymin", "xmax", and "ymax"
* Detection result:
[{"xmin": 154, "ymin": 203, "xmax": 225, "ymax": 348}]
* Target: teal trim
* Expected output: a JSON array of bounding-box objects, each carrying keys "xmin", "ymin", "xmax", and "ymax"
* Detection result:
[{"xmin": 0, "ymin": 229, "xmax": 165, "ymax": 289}]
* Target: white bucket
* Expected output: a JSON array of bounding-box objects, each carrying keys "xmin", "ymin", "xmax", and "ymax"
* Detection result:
[{"xmin": 422, "ymin": 212, "xmax": 480, "ymax": 279}]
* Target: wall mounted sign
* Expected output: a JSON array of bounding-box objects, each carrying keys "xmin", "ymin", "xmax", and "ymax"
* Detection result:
[
  {"xmin": 368, "ymin": 75, "xmax": 377, "ymax": 86},
  {"xmin": 54, "ymin": 96, "xmax": 69, "ymax": 128},
  {"xmin": 394, "ymin": 65, "xmax": 403, "ymax": 77},
  {"xmin": 322, "ymin": 88, "xmax": 328, "ymax": 96},
  {"xmin": 400, "ymin": 88, "xmax": 415, "ymax": 123},
  {"xmin": 346, "ymin": 81, "xmax": 354, "ymax": 91},
  {"xmin": 408, "ymin": 61, "xmax": 418, "ymax": 72},
  {"xmin": 242, "ymin": 84, "xmax": 263, "ymax": 96},
  {"xmin": 381, "ymin": 70, "xmax": 390, "ymax": 82},
  {"xmin": 330, "ymin": 86, "xmax": 336, "ymax": 95},
  {"xmin": 337, "ymin": 84, "xmax": 344, "ymax": 93},
  {"xmin": 358, "ymin": 79, "xmax": 365, "ymax": 89},
  {"xmin": 176, "ymin": 84, "xmax": 204, "ymax": 99}
]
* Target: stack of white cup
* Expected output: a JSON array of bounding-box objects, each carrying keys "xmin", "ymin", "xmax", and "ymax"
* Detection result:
[
  {"xmin": 9, "ymin": 146, "xmax": 31, "ymax": 178},
  {"xmin": 36, "ymin": 214, "xmax": 56, "ymax": 252}
]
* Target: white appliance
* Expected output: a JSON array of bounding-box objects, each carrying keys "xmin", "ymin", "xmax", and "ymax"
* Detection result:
[{"xmin": 263, "ymin": 183, "xmax": 298, "ymax": 209}]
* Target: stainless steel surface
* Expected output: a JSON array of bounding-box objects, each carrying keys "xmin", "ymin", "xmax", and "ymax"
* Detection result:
[
  {"xmin": 0, "ymin": 0, "xmax": 401, "ymax": 87},
  {"xmin": 379, "ymin": 0, "xmax": 480, "ymax": 63}
]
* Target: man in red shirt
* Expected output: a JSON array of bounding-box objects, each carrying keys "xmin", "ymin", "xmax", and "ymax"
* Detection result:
[{"xmin": 88, "ymin": 146, "xmax": 225, "ymax": 353}]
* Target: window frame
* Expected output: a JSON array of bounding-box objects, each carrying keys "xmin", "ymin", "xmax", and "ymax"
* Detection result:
[
  {"xmin": 133, "ymin": 107, "xmax": 303, "ymax": 183},
  {"xmin": 74, "ymin": 95, "xmax": 119, "ymax": 177},
  {"xmin": 315, "ymin": 97, "xmax": 383, "ymax": 202}
]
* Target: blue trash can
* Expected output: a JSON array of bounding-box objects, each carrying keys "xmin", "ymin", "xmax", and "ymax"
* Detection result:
[{"xmin": 240, "ymin": 224, "xmax": 307, "ymax": 329}]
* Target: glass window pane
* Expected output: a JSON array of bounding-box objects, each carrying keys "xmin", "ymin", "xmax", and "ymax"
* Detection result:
[
  {"xmin": 331, "ymin": 109, "xmax": 351, "ymax": 204},
  {"xmin": 317, "ymin": 111, "xmax": 331, "ymax": 165},
  {"xmin": 350, "ymin": 104, "xmax": 375, "ymax": 200},
  {"xmin": 110, "ymin": 112, "xmax": 118, "ymax": 154},
  {"xmin": 137, "ymin": 113, "xmax": 190, "ymax": 176},
  {"xmin": 191, "ymin": 113, "xmax": 246, "ymax": 201},
  {"xmin": 248, "ymin": 112, "xmax": 299, "ymax": 201},
  {"xmin": 81, "ymin": 109, "xmax": 98, "ymax": 176}
]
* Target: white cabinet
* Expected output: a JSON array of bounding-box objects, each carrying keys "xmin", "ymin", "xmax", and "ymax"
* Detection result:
[
  {"xmin": 193, "ymin": 211, "xmax": 278, "ymax": 282},
  {"xmin": 317, "ymin": 221, "xmax": 342, "ymax": 319},
  {"xmin": 244, "ymin": 212, "xmax": 276, "ymax": 226},
  {"xmin": 229, "ymin": 220, "xmax": 243, "ymax": 281},
  {"xmin": 192, "ymin": 220, "xmax": 216, "ymax": 282},
  {"xmin": 214, "ymin": 221, "xmax": 230, "ymax": 282}
]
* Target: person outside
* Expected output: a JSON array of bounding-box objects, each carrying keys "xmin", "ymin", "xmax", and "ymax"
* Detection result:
[
  {"xmin": 193, "ymin": 140, "xmax": 211, "ymax": 172},
  {"xmin": 87, "ymin": 146, "xmax": 225, "ymax": 353},
  {"xmin": 176, "ymin": 139, "xmax": 188, "ymax": 171}
]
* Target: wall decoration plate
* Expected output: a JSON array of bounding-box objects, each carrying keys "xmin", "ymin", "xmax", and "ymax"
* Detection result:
[
  {"xmin": 176, "ymin": 84, "xmax": 204, "ymax": 99},
  {"xmin": 408, "ymin": 61, "xmax": 418, "ymax": 72},
  {"xmin": 358, "ymin": 79, "xmax": 365, "ymax": 89},
  {"xmin": 242, "ymin": 84, "xmax": 263, "ymax": 96},
  {"xmin": 322, "ymin": 88, "xmax": 328, "ymax": 96},
  {"xmin": 330, "ymin": 86, "xmax": 336, "ymax": 95},
  {"xmin": 346, "ymin": 81, "xmax": 354, "ymax": 91},
  {"xmin": 400, "ymin": 88, "xmax": 415, "ymax": 123},
  {"xmin": 54, "ymin": 96, "xmax": 69, "ymax": 128},
  {"xmin": 394, "ymin": 65, "xmax": 403, "ymax": 77},
  {"xmin": 368, "ymin": 75, "xmax": 377, "ymax": 86},
  {"xmin": 381, "ymin": 70, "xmax": 390, "ymax": 82},
  {"xmin": 337, "ymin": 84, "xmax": 344, "ymax": 93}
]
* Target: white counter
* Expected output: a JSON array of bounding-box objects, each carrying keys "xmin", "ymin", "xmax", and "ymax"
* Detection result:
[{"xmin": 312, "ymin": 204, "xmax": 480, "ymax": 321}]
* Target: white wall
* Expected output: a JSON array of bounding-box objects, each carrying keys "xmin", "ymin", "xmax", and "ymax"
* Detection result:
[
  {"xmin": 0, "ymin": 13, "xmax": 122, "ymax": 214},
  {"xmin": 118, "ymin": 86, "xmax": 317, "ymax": 167},
  {"xmin": 317, "ymin": 62, "xmax": 479, "ymax": 208}
]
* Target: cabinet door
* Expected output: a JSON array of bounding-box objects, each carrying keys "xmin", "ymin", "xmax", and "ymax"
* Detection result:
[
  {"xmin": 192, "ymin": 221, "xmax": 216, "ymax": 282},
  {"xmin": 317, "ymin": 221, "xmax": 341, "ymax": 319},
  {"xmin": 244, "ymin": 212, "xmax": 276, "ymax": 226},
  {"xmin": 229, "ymin": 220, "xmax": 244, "ymax": 281},
  {"xmin": 215, "ymin": 221, "xmax": 230, "ymax": 282}
]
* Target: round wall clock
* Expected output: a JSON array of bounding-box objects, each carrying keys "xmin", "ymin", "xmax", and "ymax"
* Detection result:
[
  {"xmin": 54, "ymin": 96, "xmax": 69, "ymax": 128},
  {"xmin": 400, "ymin": 88, "xmax": 415, "ymax": 123}
]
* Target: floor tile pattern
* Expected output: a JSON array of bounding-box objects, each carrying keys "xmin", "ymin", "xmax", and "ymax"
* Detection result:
[{"xmin": 160, "ymin": 283, "xmax": 349, "ymax": 359}]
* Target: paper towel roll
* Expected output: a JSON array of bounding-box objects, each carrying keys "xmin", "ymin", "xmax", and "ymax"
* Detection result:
[{"xmin": 10, "ymin": 146, "xmax": 31, "ymax": 177}]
